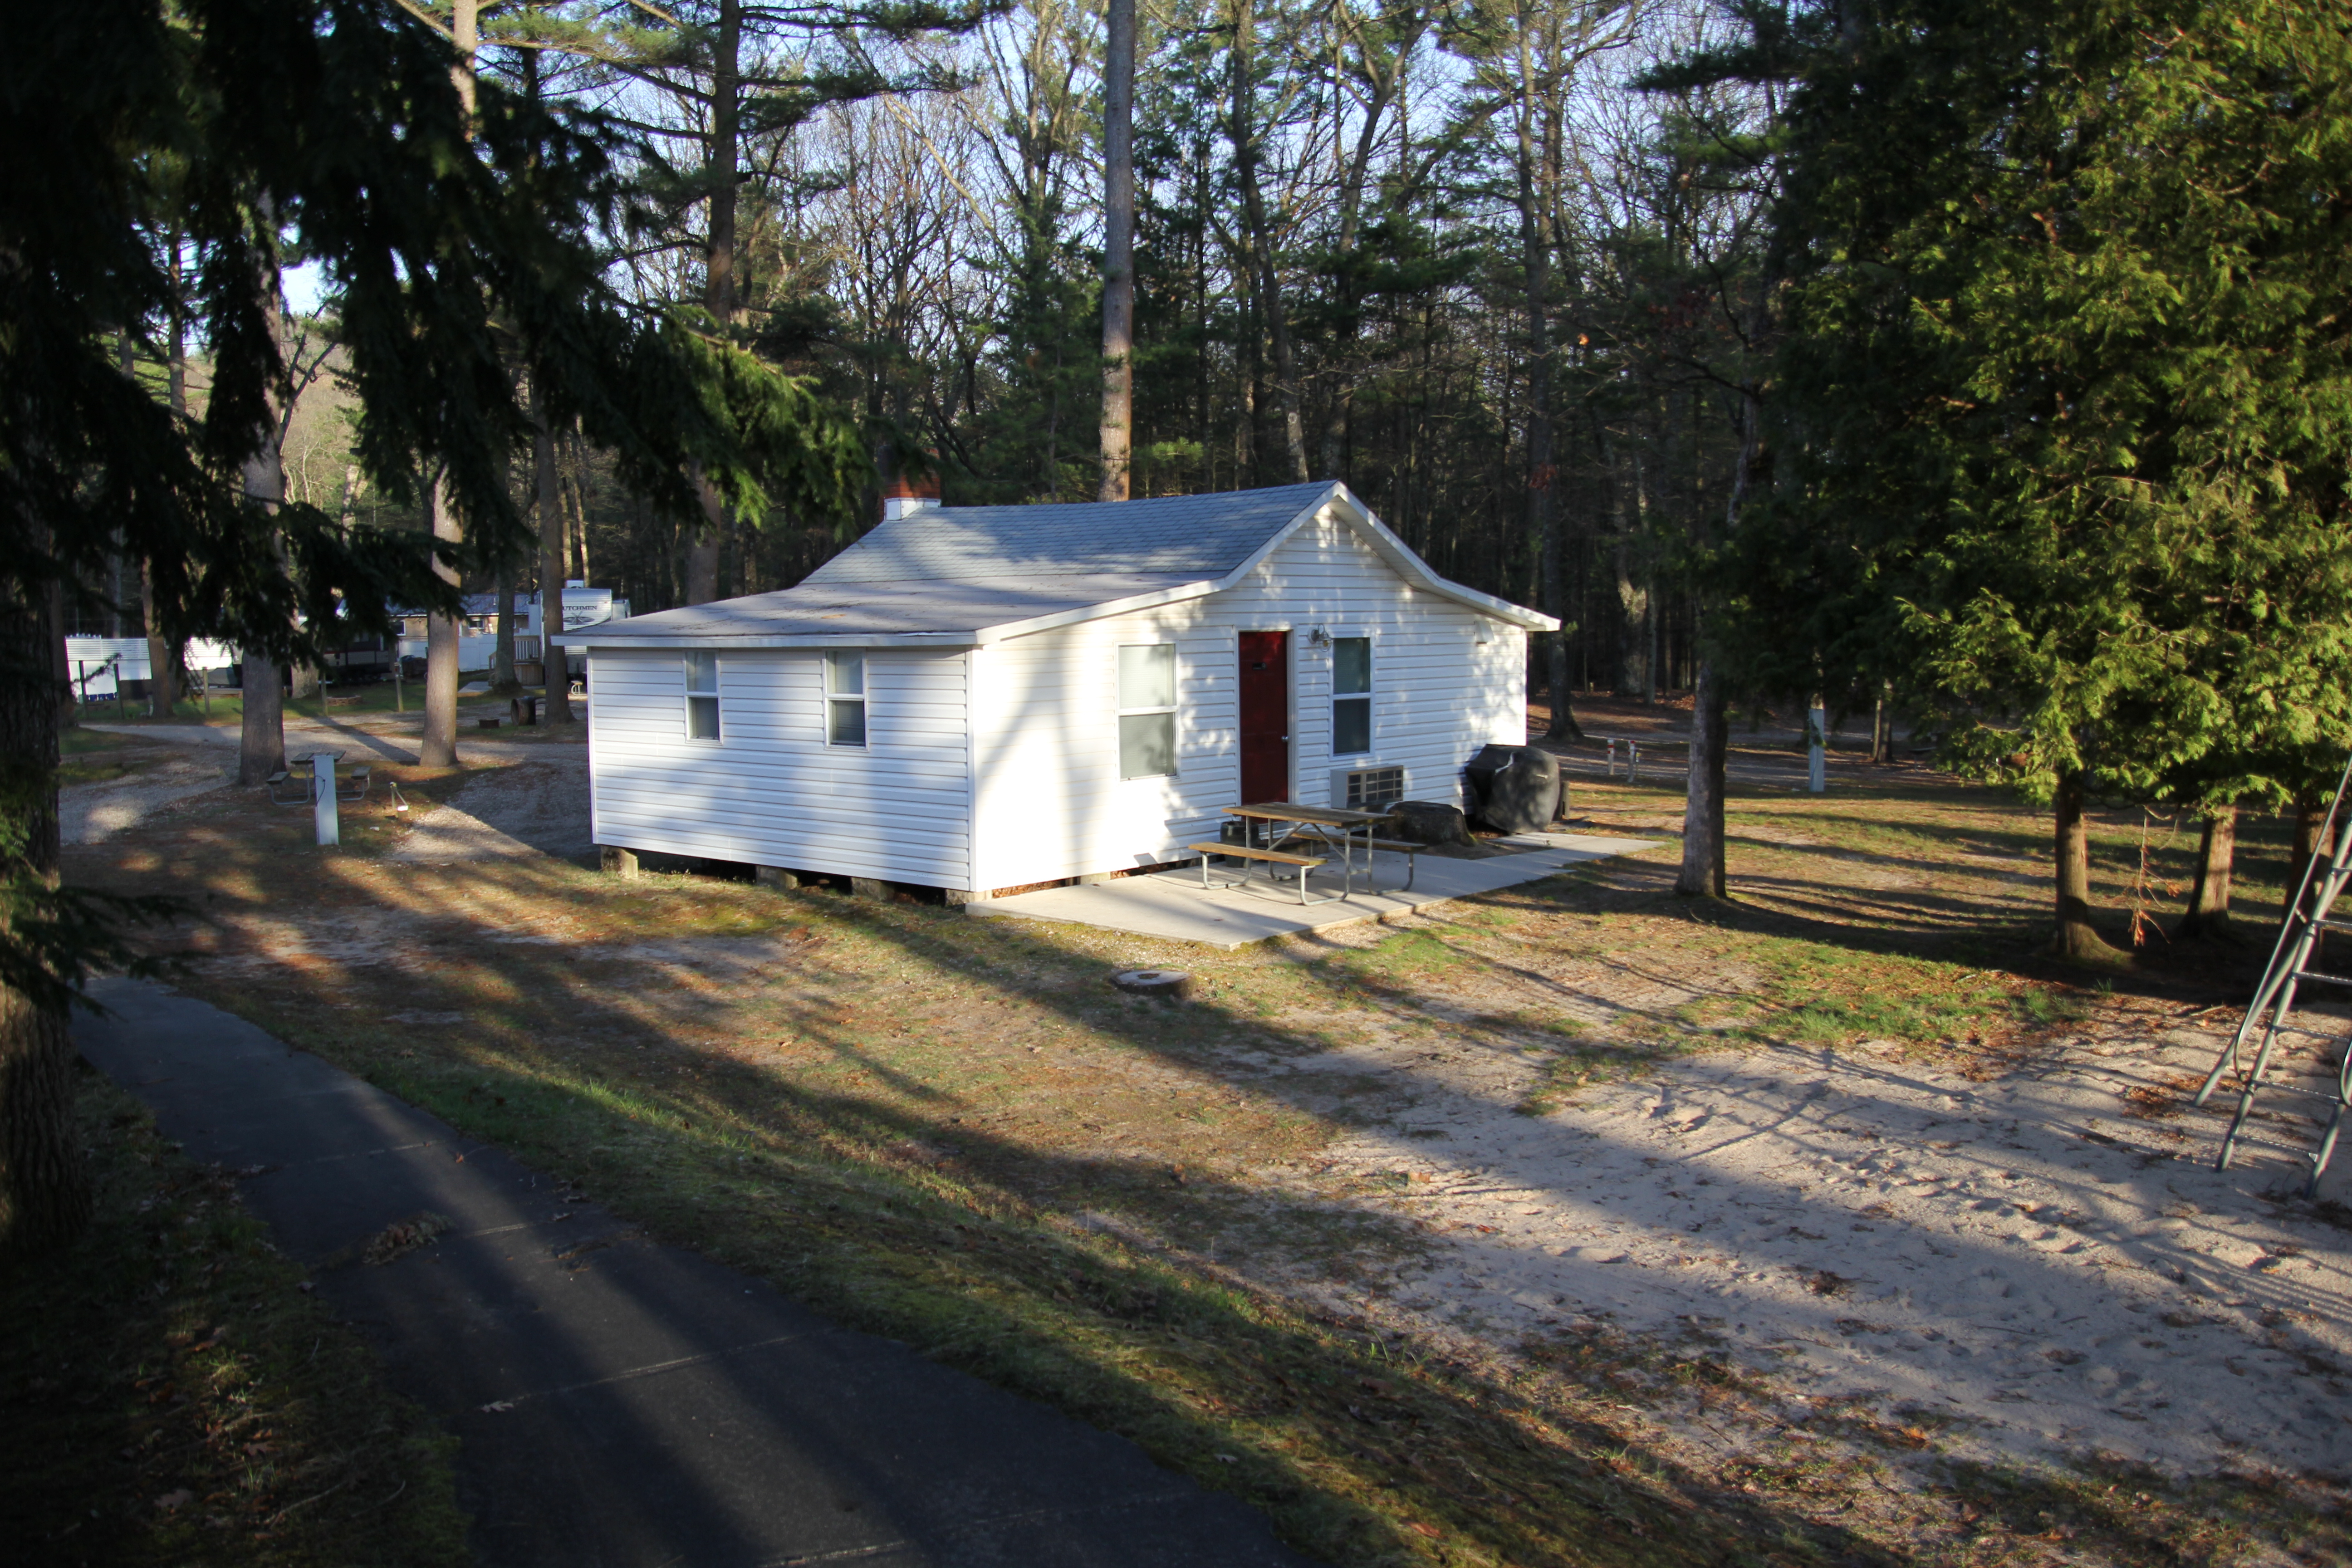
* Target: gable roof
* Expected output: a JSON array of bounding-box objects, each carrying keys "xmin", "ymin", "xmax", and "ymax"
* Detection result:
[
  {"xmin": 555, "ymin": 482, "xmax": 1556, "ymax": 648},
  {"xmin": 804, "ymin": 482, "xmax": 1333, "ymax": 584}
]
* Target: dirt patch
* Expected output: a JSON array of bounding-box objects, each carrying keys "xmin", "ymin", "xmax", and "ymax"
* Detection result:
[
  {"xmin": 60, "ymin": 754, "xmax": 230, "ymax": 844},
  {"xmin": 385, "ymin": 759, "xmax": 590, "ymax": 864}
]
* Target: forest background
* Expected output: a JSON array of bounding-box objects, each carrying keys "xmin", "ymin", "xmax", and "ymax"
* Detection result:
[{"xmin": 90, "ymin": 0, "xmax": 1767, "ymax": 720}]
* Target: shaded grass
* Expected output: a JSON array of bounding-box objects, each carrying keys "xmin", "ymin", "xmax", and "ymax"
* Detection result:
[
  {"xmin": 60, "ymin": 757, "xmax": 2341, "ymax": 1568},
  {"xmin": 220, "ymin": 915, "xmax": 1788, "ymax": 1568},
  {"xmin": 59, "ymin": 728, "xmax": 154, "ymax": 786},
  {"xmin": 2, "ymin": 1070, "xmax": 466, "ymax": 1568},
  {"xmin": 69, "ymin": 683, "xmax": 522, "ymax": 732}
]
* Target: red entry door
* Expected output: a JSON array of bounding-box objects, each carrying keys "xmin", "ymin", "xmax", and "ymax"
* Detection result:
[{"xmin": 1238, "ymin": 630, "xmax": 1289, "ymax": 803}]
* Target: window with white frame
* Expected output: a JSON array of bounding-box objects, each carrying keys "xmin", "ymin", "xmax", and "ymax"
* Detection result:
[
  {"xmin": 685, "ymin": 651, "xmax": 721, "ymax": 741},
  {"xmin": 1331, "ymin": 636, "xmax": 1372, "ymax": 755},
  {"xmin": 825, "ymin": 651, "xmax": 867, "ymax": 747},
  {"xmin": 1117, "ymin": 644, "xmax": 1176, "ymax": 779}
]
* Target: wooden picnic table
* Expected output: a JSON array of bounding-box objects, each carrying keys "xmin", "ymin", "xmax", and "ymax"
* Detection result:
[{"xmin": 1224, "ymin": 802, "xmax": 1399, "ymax": 896}]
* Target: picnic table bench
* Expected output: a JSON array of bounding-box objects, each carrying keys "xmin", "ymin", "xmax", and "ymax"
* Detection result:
[
  {"xmin": 1184, "ymin": 840, "xmax": 1333, "ymax": 905},
  {"xmin": 1212, "ymin": 802, "xmax": 1422, "ymax": 898}
]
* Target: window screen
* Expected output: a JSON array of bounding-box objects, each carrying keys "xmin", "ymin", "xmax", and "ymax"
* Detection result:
[
  {"xmin": 1332, "ymin": 637, "xmax": 1371, "ymax": 755},
  {"xmin": 1117, "ymin": 644, "xmax": 1176, "ymax": 779},
  {"xmin": 685, "ymin": 651, "xmax": 720, "ymax": 741},
  {"xmin": 826, "ymin": 651, "xmax": 866, "ymax": 747}
]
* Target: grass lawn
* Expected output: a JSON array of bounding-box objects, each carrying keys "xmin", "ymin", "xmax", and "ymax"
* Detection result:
[
  {"xmin": 71, "ymin": 681, "xmax": 524, "ymax": 731},
  {"xmin": 2, "ymin": 1071, "xmax": 466, "ymax": 1568},
  {"xmin": 56, "ymin": 746, "xmax": 2348, "ymax": 1568}
]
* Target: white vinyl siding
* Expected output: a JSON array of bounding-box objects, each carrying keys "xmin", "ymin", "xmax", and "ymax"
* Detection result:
[
  {"xmin": 584, "ymin": 499, "xmax": 1527, "ymax": 898},
  {"xmin": 970, "ymin": 505, "xmax": 1524, "ymax": 890},
  {"xmin": 588, "ymin": 646, "xmax": 970, "ymax": 887}
]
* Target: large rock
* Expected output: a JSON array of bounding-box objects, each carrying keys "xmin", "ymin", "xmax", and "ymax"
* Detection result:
[
  {"xmin": 1387, "ymin": 799, "xmax": 1475, "ymax": 848},
  {"xmin": 1462, "ymin": 743, "xmax": 1561, "ymax": 834}
]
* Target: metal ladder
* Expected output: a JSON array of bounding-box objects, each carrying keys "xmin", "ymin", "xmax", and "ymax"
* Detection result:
[{"xmin": 2193, "ymin": 751, "xmax": 2352, "ymax": 1196}]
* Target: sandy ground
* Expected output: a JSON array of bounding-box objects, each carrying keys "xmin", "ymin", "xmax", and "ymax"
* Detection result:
[
  {"xmin": 1257, "ymin": 1006, "xmax": 2352, "ymax": 1481},
  {"xmin": 385, "ymin": 756, "xmax": 592, "ymax": 864},
  {"xmin": 59, "ymin": 756, "xmax": 231, "ymax": 845},
  {"xmin": 78, "ymin": 719, "xmax": 588, "ymax": 862},
  {"xmin": 82, "ymin": 697, "xmax": 2349, "ymax": 1502}
]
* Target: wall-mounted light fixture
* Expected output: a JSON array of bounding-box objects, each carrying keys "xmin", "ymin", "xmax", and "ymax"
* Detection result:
[{"xmin": 1307, "ymin": 627, "xmax": 1333, "ymax": 649}]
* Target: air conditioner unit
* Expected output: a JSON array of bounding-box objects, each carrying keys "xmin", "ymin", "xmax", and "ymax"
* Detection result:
[{"xmin": 1330, "ymin": 764, "xmax": 1406, "ymax": 811}]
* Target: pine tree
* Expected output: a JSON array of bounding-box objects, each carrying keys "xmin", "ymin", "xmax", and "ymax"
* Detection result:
[
  {"xmin": 0, "ymin": 0, "xmax": 861, "ymax": 1255},
  {"xmin": 1721, "ymin": 0, "xmax": 2352, "ymax": 957}
]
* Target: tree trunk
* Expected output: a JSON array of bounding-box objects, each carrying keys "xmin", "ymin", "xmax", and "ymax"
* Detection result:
[
  {"xmin": 237, "ymin": 651, "xmax": 284, "ymax": 782},
  {"xmin": 491, "ymin": 566, "xmax": 518, "ymax": 694},
  {"xmin": 1097, "ymin": 0, "xmax": 1135, "ymax": 503},
  {"xmin": 566, "ymin": 452, "xmax": 592, "ymax": 585},
  {"xmin": 141, "ymin": 561, "xmax": 174, "ymax": 719},
  {"xmin": 152, "ymin": 249, "xmax": 187, "ymax": 721},
  {"xmin": 2175, "ymin": 807, "xmax": 2237, "ymax": 941},
  {"xmin": 0, "ymin": 592, "xmax": 91, "ymax": 1259},
  {"xmin": 1543, "ymin": 638, "xmax": 1580, "ymax": 740},
  {"xmin": 1676, "ymin": 657, "xmax": 1729, "ymax": 897},
  {"xmin": 1518, "ymin": 95, "xmax": 1579, "ymax": 745},
  {"xmin": 2289, "ymin": 794, "xmax": 2338, "ymax": 908},
  {"xmin": 1680, "ymin": 383, "xmax": 1758, "ymax": 895},
  {"xmin": 532, "ymin": 386, "xmax": 575, "ymax": 725},
  {"xmin": 235, "ymin": 201, "xmax": 288, "ymax": 786},
  {"xmin": 1228, "ymin": 0, "xmax": 1308, "ymax": 483},
  {"xmin": 686, "ymin": 479, "xmax": 723, "ymax": 605},
  {"xmin": 1317, "ymin": 38, "xmax": 1406, "ymax": 480},
  {"xmin": 1612, "ymin": 454, "xmax": 1649, "ymax": 700},
  {"xmin": 2049, "ymin": 770, "xmax": 2115, "ymax": 960},
  {"xmin": 419, "ymin": 468, "xmax": 462, "ymax": 768},
  {"xmin": 682, "ymin": 0, "xmax": 743, "ymax": 605}
]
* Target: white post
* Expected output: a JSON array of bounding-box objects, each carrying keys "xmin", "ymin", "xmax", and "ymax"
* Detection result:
[
  {"xmin": 1808, "ymin": 697, "xmax": 1828, "ymax": 794},
  {"xmin": 313, "ymin": 753, "xmax": 340, "ymax": 846}
]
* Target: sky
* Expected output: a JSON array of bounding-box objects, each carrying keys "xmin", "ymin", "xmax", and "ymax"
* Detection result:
[{"xmin": 285, "ymin": 260, "xmax": 329, "ymax": 318}]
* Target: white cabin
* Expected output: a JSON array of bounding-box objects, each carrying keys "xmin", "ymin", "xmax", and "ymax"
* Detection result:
[{"xmin": 556, "ymin": 481, "xmax": 1555, "ymax": 899}]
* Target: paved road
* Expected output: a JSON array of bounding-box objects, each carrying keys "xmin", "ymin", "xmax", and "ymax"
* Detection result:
[{"xmin": 78, "ymin": 981, "xmax": 1311, "ymax": 1568}]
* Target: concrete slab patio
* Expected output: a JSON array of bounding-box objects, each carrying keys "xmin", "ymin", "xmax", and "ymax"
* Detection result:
[
  {"xmin": 75, "ymin": 980, "xmax": 1311, "ymax": 1568},
  {"xmin": 965, "ymin": 831, "xmax": 1661, "ymax": 948}
]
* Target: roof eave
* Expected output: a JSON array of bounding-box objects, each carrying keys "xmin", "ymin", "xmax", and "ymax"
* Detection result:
[{"xmin": 552, "ymin": 630, "xmax": 978, "ymax": 650}]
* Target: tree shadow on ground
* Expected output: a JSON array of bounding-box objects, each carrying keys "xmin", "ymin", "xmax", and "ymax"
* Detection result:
[{"xmin": 62, "ymin": 778, "xmax": 2337, "ymax": 1568}]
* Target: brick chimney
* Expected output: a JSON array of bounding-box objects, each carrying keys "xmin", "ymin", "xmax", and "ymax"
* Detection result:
[{"xmin": 881, "ymin": 469, "xmax": 941, "ymax": 522}]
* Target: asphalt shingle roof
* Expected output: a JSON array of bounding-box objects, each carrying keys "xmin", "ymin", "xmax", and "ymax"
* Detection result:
[
  {"xmin": 554, "ymin": 480, "xmax": 1551, "ymax": 646},
  {"xmin": 804, "ymin": 482, "xmax": 1333, "ymax": 584}
]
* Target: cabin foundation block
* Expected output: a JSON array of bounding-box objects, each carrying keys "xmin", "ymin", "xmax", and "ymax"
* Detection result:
[
  {"xmin": 755, "ymin": 865, "xmax": 799, "ymax": 891},
  {"xmin": 599, "ymin": 846, "xmax": 639, "ymax": 879},
  {"xmin": 849, "ymin": 876, "xmax": 891, "ymax": 901},
  {"xmin": 1077, "ymin": 872, "xmax": 1113, "ymax": 885}
]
